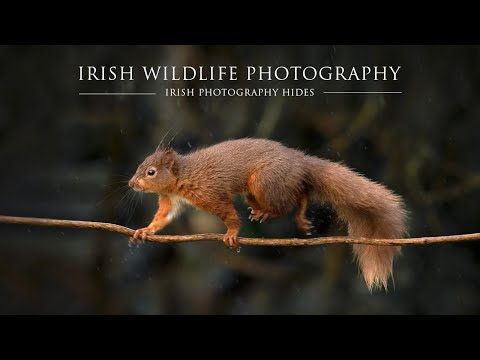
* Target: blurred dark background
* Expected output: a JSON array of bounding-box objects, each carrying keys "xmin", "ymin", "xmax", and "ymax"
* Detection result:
[{"xmin": 0, "ymin": 45, "xmax": 479, "ymax": 314}]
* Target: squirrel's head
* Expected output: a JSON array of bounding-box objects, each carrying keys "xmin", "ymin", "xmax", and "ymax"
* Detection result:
[{"xmin": 129, "ymin": 147, "xmax": 178, "ymax": 193}]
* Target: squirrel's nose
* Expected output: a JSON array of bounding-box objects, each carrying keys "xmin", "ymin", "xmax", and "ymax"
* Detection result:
[{"xmin": 128, "ymin": 179, "xmax": 134, "ymax": 188}]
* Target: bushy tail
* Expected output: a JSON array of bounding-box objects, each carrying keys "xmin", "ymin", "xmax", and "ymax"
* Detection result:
[{"xmin": 306, "ymin": 156, "xmax": 407, "ymax": 291}]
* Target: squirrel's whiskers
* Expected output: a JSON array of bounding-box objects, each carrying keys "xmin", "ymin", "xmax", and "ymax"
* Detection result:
[{"xmin": 129, "ymin": 138, "xmax": 407, "ymax": 291}]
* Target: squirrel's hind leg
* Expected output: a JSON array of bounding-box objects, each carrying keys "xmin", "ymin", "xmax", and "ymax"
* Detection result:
[
  {"xmin": 245, "ymin": 193, "xmax": 272, "ymax": 223},
  {"xmin": 296, "ymin": 196, "xmax": 313, "ymax": 235},
  {"xmin": 246, "ymin": 170, "xmax": 300, "ymax": 223}
]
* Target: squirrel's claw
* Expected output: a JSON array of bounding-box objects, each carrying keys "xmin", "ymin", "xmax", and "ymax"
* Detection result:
[
  {"xmin": 259, "ymin": 213, "xmax": 269, "ymax": 223},
  {"xmin": 223, "ymin": 231, "xmax": 239, "ymax": 251},
  {"xmin": 130, "ymin": 227, "xmax": 154, "ymax": 245},
  {"xmin": 129, "ymin": 236, "xmax": 144, "ymax": 245},
  {"xmin": 248, "ymin": 208, "xmax": 271, "ymax": 223},
  {"xmin": 297, "ymin": 218, "xmax": 314, "ymax": 236}
]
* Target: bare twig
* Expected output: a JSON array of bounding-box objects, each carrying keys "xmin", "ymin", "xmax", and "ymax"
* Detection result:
[{"xmin": 0, "ymin": 215, "xmax": 479, "ymax": 246}]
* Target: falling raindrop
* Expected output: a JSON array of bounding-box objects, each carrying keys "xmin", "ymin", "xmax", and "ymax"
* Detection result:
[{"xmin": 236, "ymin": 247, "xmax": 241, "ymax": 253}]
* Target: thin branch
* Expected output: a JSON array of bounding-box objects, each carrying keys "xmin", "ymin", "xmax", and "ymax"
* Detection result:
[{"xmin": 0, "ymin": 215, "xmax": 479, "ymax": 246}]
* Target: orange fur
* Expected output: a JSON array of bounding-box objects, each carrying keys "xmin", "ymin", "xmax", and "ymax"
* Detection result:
[
  {"xmin": 306, "ymin": 158, "xmax": 406, "ymax": 291},
  {"xmin": 129, "ymin": 138, "xmax": 407, "ymax": 291}
]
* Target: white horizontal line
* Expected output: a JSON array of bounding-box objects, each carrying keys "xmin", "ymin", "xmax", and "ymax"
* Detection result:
[
  {"xmin": 323, "ymin": 91, "xmax": 402, "ymax": 94},
  {"xmin": 78, "ymin": 92, "xmax": 157, "ymax": 96}
]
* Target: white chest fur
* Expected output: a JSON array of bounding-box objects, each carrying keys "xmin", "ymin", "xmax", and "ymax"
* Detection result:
[{"xmin": 166, "ymin": 194, "xmax": 192, "ymax": 222}]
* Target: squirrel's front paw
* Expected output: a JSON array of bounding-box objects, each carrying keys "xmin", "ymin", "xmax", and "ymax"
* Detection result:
[
  {"xmin": 130, "ymin": 227, "xmax": 155, "ymax": 245},
  {"xmin": 223, "ymin": 230, "xmax": 239, "ymax": 251}
]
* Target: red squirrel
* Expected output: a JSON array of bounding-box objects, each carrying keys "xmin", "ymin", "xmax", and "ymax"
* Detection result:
[{"xmin": 128, "ymin": 138, "xmax": 407, "ymax": 291}]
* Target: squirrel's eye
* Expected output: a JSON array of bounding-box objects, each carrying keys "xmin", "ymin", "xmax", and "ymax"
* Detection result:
[{"xmin": 147, "ymin": 169, "xmax": 156, "ymax": 176}]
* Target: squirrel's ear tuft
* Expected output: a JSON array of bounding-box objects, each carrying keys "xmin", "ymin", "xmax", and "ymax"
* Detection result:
[
  {"xmin": 161, "ymin": 149, "xmax": 176, "ymax": 170},
  {"xmin": 155, "ymin": 142, "xmax": 166, "ymax": 153}
]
